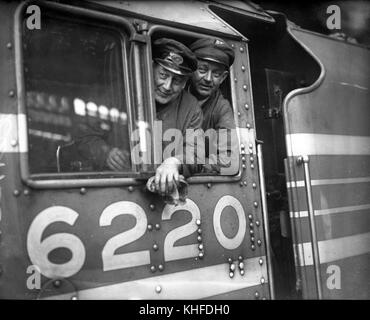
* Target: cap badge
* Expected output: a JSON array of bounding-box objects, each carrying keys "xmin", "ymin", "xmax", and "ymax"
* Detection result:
[
  {"xmin": 215, "ymin": 39, "xmax": 225, "ymax": 46},
  {"xmin": 166, "ymin": 52, "xmax": 184, "ymax": 66}
]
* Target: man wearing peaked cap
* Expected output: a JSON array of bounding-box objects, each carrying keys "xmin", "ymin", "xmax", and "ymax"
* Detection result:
[
  {"xmin": 150, "ymin": 38, "xmax": 204, "ymax": 194},
  {"xmin": 189, "ymin": 37, "xmax": 238, "ymax": 175}
]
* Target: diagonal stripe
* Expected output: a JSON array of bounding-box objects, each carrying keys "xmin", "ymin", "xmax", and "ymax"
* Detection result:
[
  {"xmin": 295, "ymin": 233, "xmax": 370, "ymax": 266},
  {"xmin": 289, "ymin": 203, "xmax": 370, "ymax": 218},
  {"xmin": 286, "ymin": 134, "xmax": 370, "ymax": 157},
  {"xmin": 44, "ymin": 256, "xmax": 267, "ymax": 300},
  {"xmin": 0, "ymin": 114, "xmax": 28, "ymax": 153},
  {"xmin": 287, "ymin": 177, "xmax": 370, "ymax": 188}
]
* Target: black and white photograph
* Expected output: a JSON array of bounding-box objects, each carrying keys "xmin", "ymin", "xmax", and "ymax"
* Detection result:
[{"xmin": 0, "ymin": 0, "xmax": 369, "ymax": 310}]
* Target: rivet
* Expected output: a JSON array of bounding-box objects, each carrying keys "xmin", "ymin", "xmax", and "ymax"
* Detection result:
[
  {"xmin": 197, "ymin": 228, "xmax": 202, "ymax": 234},
  {"xmin": 257, "ymin": 239, "xmax": 262, "ymax": 246},
  {"xmin": 80, "ymin": 187, "xmax": 86, "ymax": 195},
  {"xmin": 243, "ymin": 181, "xmax": 247, "ymax": 186},
  {"xmin": 248, "ymin": 214, "xmax": 253, "ymax": 220},
  {"xmin": 155, "ymin": 285, "xmax": 162, "ymax": 293},
  {"xmin": 197, "ymin": 235, "xmax": 202, "ymax": 242},
  {"xmin": 255, "ymin": 220, "xmax": 260, "ymax": 227},
  {"xmin": 249, "ymin": 222, "xmax": 254, "ymax": 228},
  {"xmin": 260, "ymin": 277, "xmax": 265, "ymax": 284},
  {"xmin": 262, "ymin": 297, "xmax": 267, "ymax": 300},
  {"xmin": 153, "ymin": 243, "xmax": 159, "ymax": 251},
  {"xmin": 10, "ymin": 139, "xmax": 17, "ymax": 147},
  {"xmin": 249, "ymin": 143, "xmax": 253, "ymax": 149},
  {"xmin": 207, "ymin": 183, "xmax": 212, "ymax": 188},
  {"xmin": 255, "ymin": 291, "xmax": 260, "ymax": 299},
  {"xmin": 254, "ymin": 201, "xmax": 258, "ymax": 208},
  {"xmin": 241, "ymin": 150, "xmax": 246, "ymax": 155},
  {"xmin": 53, "ymin": 280, "xmax": 61, "ymax": 288},
  {"xmin": 6, "ymin": 42, "xmax": 12, "ymax": 49},
  {"xmin": 250, "ymin": 157, "xmax": 254, "ymax": 163},
  {"xmin": 196, "ymin": 219, "xmax": 201, "ymax": 226},
  {"xmin": 147, "ymin": 224, "xmax": 153, "ymax": 231},
  {"xmin": 230, "ymin": 263, "xmax": 236, "ymax": 271},
  {"xmin": 240, "ymin": 47, "xmax": 244, "ymax": 52},
  {"xmin": 243, "ymin": 85, "xmax": 247, "ymax": 91},
  {"xmin": 13, "ymin": 190, "xmax": 20, "ymax": 197},
  {"xmin": 149, "ymin": 204, "xmax": 155, "ymax": 211},
  {"xmin": 128, "ymin": 186, "xmax": 134, "ymax": 192},
  {"xmin": 259, "ymin": 258, "xmax": 263, "ymax": 265},
  {"xmin": 251, "ymin": 164, "xmax": 255, "ymax": 169},
  {"xmin": 249, "ymin": 229, "xmax": 254, "ymax": 235},
  {"xmin": 241, "ymin": 65, "xmax": 245, "ymax": 71},
  {"xmin": 231, "ymin": 44, "xmax": 235, "ymax": 48},
  {"xmin": 251, "ymin": 236, "xmax": 255, "ymax": 242},
  {"xmin": 238, "ymin": 256, "xmax": 243, "ymax": 262},
  {"xmin": 240, "ymin": 144, "xmax": 245, "ymax": 150},
  {"xmin": 252, "ymin": 183, "xmax": 257, "ymax": 189},
  {"xmin": 251, "ymin": 244, "xmax": 256, "ymax": 251},
  {"xmin": 229, "ymin": 271, "xmax": 234, "ymax": 278},
  {"xmin": 234, "ymin": 78, "xmax": 237, "ymax": 82},
  {"xmin": 155, "ymin": 223, "xmax": 161, "ymax": 230},
  {"xmin": 9, "ymin": 90, "xmax": 15, "ymax": 97},
  {"xmin": 242, "ymin": 164, "xmax": 246, "ymax": 169},
  {"xmin": 23, "ymin": 189, "xmax": 30, "ymax": 196},
  {"xmin": 71, "ymin": 296, "xmax": 78, "ymax": 300},
  {"xmin": 237, "ymin": 112, "xmax": 241, "ymax": 117},
  {"xmin": 158, "ymin": 264, "xmax": 164, "ymax": 272},
  {"xmin": 150, "ymin": 265, "xmax": 156, "ymax": 273},
  {"xmin": 198, "ymin": 251, "xmax": 204, "ymax": 259},
  {"xmin": 240, "ymin": 269, "xmax": 245, "ymax": 276},
  {"xmin": 241, "ymin": 156, "xmax": 246, "ymax": 162},
  {"xmin": 198, "ymin": 244, "xmax": 203, "ymax": 250},
  {"xmin": 240, "ymin": 182, "xmax": 244, "ymax": 187},
  {"xmin": 228, "ymin": 258, "xmax": 233, "ymax": 264},
  {"xmin": 246, "ymin": 123, "xmax": 251, "ymax": 129},
  {"xmin": 239, "ymin": 262, "xmax": 244, "ymax": 269},
  {"xmin": 244, "ymin": 103, "xmax": 249, "ymax": 110}
]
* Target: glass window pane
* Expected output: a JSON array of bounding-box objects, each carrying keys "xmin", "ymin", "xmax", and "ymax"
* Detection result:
[{"xmin": 23, "ymin": 14, "xmax": 131, "ymax": 174}]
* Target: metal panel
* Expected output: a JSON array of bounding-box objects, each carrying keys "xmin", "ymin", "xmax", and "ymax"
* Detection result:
[
  {"xmin": 87, "ymin": 0, "xmax": 243, "ymax": 38},
  {"xmin": 284, "ymin": 27, "xmax": 370, "ymax": 299}
]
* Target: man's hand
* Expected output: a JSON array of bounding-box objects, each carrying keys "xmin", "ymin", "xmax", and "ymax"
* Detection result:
[
  {"xmin": 106, "ymin": 148, "xmax": 130, "ymax": 171},
  {"xmin": 154, "ymin": 157, "xmax": 181, "ymax": 195}
]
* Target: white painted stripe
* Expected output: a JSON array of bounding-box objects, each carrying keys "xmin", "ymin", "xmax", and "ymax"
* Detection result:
[
  {"xmin": 295, "ymin": 233, "xmax": 370, "ymax": 266},
  {"xmin": 287, "ymin": 177, "xmax": 370, "ymax": 188},
  {"xmin": 286, "ymin": 133, "xmax": 370, "ymax": 157},
  {"xmin": 45, "ymin": 256, "xmax": 267, "ymax": 300},
  {"xmin": 290, "ymin": 203, "xmax": 370, "ymax": 219},
  {"xmin": 0, "ymin": 114, "xmax": 28, "ymax": 153}
]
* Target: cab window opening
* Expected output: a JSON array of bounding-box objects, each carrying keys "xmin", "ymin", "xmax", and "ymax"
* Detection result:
[
  {"xmin": 150, "ymin": 30, "xmax": 239, "ymax": 177},
  {"xmin": 23, "ymin": 11, "xmax": 134, "ymax": 176}
]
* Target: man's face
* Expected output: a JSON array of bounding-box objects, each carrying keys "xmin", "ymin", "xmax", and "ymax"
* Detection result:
[
  {"xmin": 153, "ymin": 63, "xmax": 187, "ymax": 105},
  {"xmin": 191, "ymin": 59, "xmax": 228, "ymax": 98}
]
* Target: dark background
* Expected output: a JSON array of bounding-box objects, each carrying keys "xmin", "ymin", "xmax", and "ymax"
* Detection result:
[{"xmin": 253, "ymin": 0, "xmax": 370, "ymax": 45}]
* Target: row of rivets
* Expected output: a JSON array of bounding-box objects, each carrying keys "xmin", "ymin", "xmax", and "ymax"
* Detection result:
[
  {"xmin": 150, "ymin": 264, "xmax": 164, "ymax": 273},
  {"xmin": 147, "ymin": 223, "xmax": 161, "ymax": 231},
  {"xmin": 196, "ymin": 219, "xmax": 204, "ymax": 259}
]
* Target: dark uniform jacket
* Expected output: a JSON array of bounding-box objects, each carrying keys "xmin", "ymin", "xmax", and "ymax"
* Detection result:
[
  {"xmin": 197, "ymin": 89, "xmax": 237, "ymax": 174},
  {"xmin": 74, "ymin": 91, "xmax": 203, "ymax": 176}
]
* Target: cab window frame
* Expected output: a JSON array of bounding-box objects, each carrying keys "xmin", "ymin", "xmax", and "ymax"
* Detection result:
[
  {"xmin": 14, "ymin": 1, "xmax": 148, "ymax": 189},
  {"xmin": 148, "ymin": 24, "xmax": 242, "ymax": 184}
]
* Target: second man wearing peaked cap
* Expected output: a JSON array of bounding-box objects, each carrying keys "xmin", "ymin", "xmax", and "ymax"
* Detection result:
[{"xmin": 188, "ymin": 37, "xmax": 238, "ymax": 175}]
